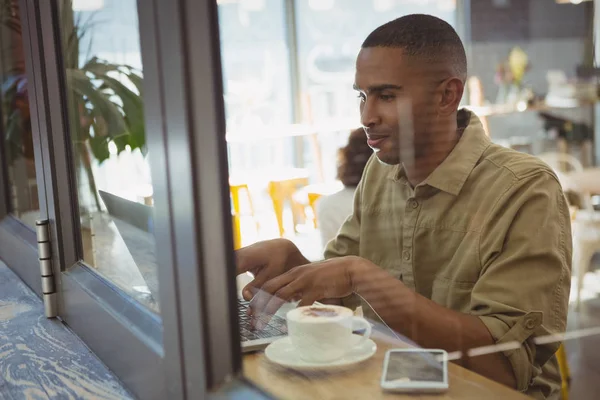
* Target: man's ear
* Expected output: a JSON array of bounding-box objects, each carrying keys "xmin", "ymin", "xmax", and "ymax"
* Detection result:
[{"xmin": 438, "ymin": 77, "xmax": 464, "ymax": 116}]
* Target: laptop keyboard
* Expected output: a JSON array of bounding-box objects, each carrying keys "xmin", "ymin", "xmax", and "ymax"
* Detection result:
[{"xmin": 238, "ymin": 299, "xmax": 287, "ymax": 341}]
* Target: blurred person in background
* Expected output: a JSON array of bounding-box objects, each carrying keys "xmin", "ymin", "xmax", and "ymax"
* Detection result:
[
  {"xmin": 236, "ymin": 14, "xmax": 571, "ymax": 399},
  {"xmin": 316, "ymin": 128, "xmax": 372, "ymax": 248}
]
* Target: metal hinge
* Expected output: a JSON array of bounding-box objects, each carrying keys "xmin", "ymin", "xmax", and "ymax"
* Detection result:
[{"xmin": 36, "ymin": 219, "xmax": 58, "ymax": 318}]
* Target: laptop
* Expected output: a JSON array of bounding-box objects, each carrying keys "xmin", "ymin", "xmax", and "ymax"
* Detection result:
[{"xmin": 98, "ymin": 190, "xmax": 287, "ymax": 352}]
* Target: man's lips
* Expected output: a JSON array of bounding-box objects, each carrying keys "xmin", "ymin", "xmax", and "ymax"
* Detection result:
[{"xmin": 366, "ymin": 135, "xmax": 388, "ymax": 148}]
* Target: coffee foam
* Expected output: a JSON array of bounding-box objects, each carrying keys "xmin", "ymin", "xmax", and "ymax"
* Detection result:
[{"xmin": 288, "ymin": 305, "xmax": 352, "ymax": 322}]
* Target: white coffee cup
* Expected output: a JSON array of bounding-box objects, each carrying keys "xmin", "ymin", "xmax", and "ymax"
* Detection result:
[{"xmin": 286, "ymin": 304, "xmax": 372, "ymax": 363}]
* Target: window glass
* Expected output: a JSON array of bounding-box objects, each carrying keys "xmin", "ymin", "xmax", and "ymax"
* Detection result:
[
  {"xmin": 61, "ymin": 0, "xmax": 159, "ymax": 313},
  {"xmin": 218, "ymin": 0, "xmax": 299, "ymax": 246},
  {"xmin": 218, "ymin": 0, "xmax": 293, "ymax": 130},
  {"xmin": 225, "ymin": 0, "xmax": 600, "ymax": 399},
  {"xmin": 295, "ymin": 0, "xmax": 456, "ymax": 124},
  {"xmin": 0, "ymin": 0, "xmax": 39, "ymax": 229}
]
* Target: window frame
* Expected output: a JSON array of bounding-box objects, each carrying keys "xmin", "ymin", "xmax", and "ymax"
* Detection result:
[
  {"xmin": 0, "ymin": 0, "xmax": 50, "ymax": 296},
  {"xmin": 8, "ymin": 0, "xmax": 271, "ymax": 398},
  {"xmin": 17, "ymin": 0, "xmax": 174, "ymax": 398},
  {"xmin": 145, "ymin": 0, "xmax": 276, "ymax": 396}
]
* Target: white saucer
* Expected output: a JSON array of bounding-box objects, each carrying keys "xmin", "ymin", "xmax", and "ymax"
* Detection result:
[{"xmin": 264, "ymin": 335, "xmax": 377, "ymax": 371}]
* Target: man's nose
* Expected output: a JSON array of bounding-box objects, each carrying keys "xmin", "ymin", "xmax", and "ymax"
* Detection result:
[{"xmin": 360, "ymin": 99, "xmax": 380, "ymax": 129}]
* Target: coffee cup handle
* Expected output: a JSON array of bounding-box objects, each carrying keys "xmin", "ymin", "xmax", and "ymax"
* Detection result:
[{"xmin": 350, "ymin": 316, "xmax": 372, "ymax": 348}]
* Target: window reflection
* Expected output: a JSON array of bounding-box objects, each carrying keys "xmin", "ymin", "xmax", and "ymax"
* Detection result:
[
  {"xmin": 223, "ymin": 1, "xmax": 600, "ymax": 399},
  {"xmin": 61, "ymin": 0, "xmax": 159, "ymax": 313},
  {"xmin": 0, "ymin": 0, "xmax": 38, "ymax": 229},
  {"xmin": 295, "ymin": 0, "xmax": 456, "ymax": 124}
]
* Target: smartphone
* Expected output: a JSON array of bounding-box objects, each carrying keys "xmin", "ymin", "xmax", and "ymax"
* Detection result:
[{"xmin": 381, "ymin": 348, "xmax": 449, "ymax": 393}]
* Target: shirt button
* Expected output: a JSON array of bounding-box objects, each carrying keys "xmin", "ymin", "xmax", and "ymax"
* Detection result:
[
  {"xmin": 525, "ymin": 319, "xmax": 536, "ymax": 330},
  {"xmin": 403, "ymin": 250, "xmax": 411, "ymax": 261},
  {"xmin": 408, "ymin": 199, "xmax": 419, "ymax": 209}
]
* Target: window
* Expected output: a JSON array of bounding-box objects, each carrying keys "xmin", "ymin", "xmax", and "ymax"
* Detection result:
[
  {"xmin": 295, "ymin": 0, "xmax": 456, "ymax": 123},
  {"xmin": 218, "ymin": 0, "xmax": 293, "ymax": 130},
  {"xmin": 223, "ymin": 2, "xmax": 600, "ymax": 400},
  {"xmin": 219, "ymin": 0, "xmax": 296, "ymax": 175},
  {"xmin": 1, "ymin": 0, "xmax": 599, "ymax": 398},
  {"xmin": 0, "ymin": 0, "xmax": 38, "ymax": 229},
  {"xmin": 62, "ymin": 0, "xmax": 159, "ymax": 312}
]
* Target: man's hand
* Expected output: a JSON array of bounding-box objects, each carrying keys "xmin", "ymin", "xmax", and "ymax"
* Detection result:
[
  {"xmin": 236, "ymin": 238, "xmax": 309, "ymax": 300},
  {"xmin": 249, "ymin": 256, "xmax": 371, "ymax": 327}
]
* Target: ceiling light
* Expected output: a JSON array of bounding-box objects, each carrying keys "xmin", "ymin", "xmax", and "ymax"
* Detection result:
[
  {"xmin": 437, "ymin": 0, "xmax": 456, "ymax": 11},
  {"xmin": 72, "ymin": 0, "xmax": 104, "ymax": 11},
  {"xmin": 555, "ymin": 0, "xmax": 591, "ymax": 3},
  {"xmin": 309, "ymin": 0, "xmax": 335, "ymax": 11},
  {"xmin": 240, "ymin": 0, "xmax": 265, "ymax": 11},
  {"xmin": 373, "ymin": 0, "xmax": 394, "ymax": 12}
]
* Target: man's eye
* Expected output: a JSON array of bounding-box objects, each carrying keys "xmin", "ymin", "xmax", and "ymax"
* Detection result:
[
  {"xmin": 379, "ymin": 94, "xmax": 395, "ymax": 102},
  {"xmin": 356, "ymin": 93, "xmax": 366, "ymax": 102}
]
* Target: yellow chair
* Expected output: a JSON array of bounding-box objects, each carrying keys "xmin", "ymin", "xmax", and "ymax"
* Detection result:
[
  {"xmin": 267, "ymin": 169, "xmax": 309, "ymax": 237},
  {"xmin": 556, "ymin": 344, "xmax": 570, "ymax": 400},
  {"xmin": 230, "ymin": 182, "xmax": 257, "ymax": 249},
  {"xmin": 292, "ymin": 182, "xmax": 344, "ymax": 228},
  {"xmin": 231, "ymin": 217, "xmax": 241, "ymax": 250}
]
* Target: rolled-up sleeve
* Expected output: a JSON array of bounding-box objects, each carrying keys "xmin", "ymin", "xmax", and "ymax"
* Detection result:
[{"xmin": 474, "ymin": 171, "xmax": 572, "ymax": 394}]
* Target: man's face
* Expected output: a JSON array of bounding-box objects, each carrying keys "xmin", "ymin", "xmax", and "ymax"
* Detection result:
[{"xmin": 354, "ymin": 47, "xmax": 440, "ymax": 165}]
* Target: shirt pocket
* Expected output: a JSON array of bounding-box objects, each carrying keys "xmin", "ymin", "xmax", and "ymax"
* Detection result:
[{"xmin": 430, "ymin": 276, "xmax": 475, "ymax": 313}]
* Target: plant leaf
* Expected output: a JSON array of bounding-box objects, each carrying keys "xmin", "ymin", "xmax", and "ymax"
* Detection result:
[
  {"xmin": 112, "ymin": 133, "xmax": 129, "ymax": 155},
  {"xmin": 126, "ymin": 71, "xmax": 143, "ymax": 96},
  {"xmin": 4, "ymin": 108, "xmax": 24, "ymax": 162},
  {"xmin": 66, "ymin": 68, "xmax": 128, "ymax": 138},
  {"xmin": 94, "ymin": 73, "xmax": 145, "ymax": 149},
  {"xmin": 88, "ymin": 131, "xmax": 110, "ymax": 163},
  {"xmin": 82, "ymin": 57, "xmax": 121, "ymax": 76}
]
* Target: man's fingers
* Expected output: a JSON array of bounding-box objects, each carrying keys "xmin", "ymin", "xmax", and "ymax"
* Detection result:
[
  {"xmin": 253, "ymin": 284, "xmax": 297, "ymax": 330},
  {"xmin": 235, "ymin": 247, "xmax": 262, "ymax": 275},
  {"xmin": 242, "ymin": 274, "xmax": 270, "ymax": 301},
  {"xmin": 297, "ymin": 292, "xmax": 320, "ymax": 308},
  {"xmin": 249, "ymin": 272, "xmax": 298, "ymax": 329},
  {"xmin": 260, "ymin": 270, "xmax": 297, "ymax": 296},
  {"xmin": 241, "ymin": 263, "xmax": 280, "ymax": 300},
  {"xmin": 241, "ymin": 282, "xmax": 258, "ymax": 301},
  {"xmin": 249, "ymin": 273, "xmax": 294, "ymax": 314},
  {"xmin": 248, "ymin": 289, "xmax": 277, "ymax": 329},
  {"xmin": 263, "ymin": 284, "xmax": 298, "ymax": 319}
]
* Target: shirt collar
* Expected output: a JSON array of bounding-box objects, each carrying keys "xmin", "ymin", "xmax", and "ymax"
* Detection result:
[{"xmin": 388, "ymin": 109, "xmax": 491, "ymax": 196}]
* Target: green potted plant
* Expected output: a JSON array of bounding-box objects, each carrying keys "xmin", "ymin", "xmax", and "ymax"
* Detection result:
[{"xmin": 1, "ymin": 0, "xmax": 145, "ymax": 212}]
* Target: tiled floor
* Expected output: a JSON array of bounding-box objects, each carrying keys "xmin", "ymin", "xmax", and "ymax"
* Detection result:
[{"xmin": 0, "ymin": 262, "xmax": 131, "ymax": 400}]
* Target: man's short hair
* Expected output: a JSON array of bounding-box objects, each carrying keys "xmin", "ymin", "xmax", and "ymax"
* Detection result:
[{"xmin": 362, "ymin": 14, "xmax": 467, "ymax": 82}]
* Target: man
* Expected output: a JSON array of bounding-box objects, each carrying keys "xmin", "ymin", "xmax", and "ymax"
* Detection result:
[{"xmin": 237, "ymin": 15, "xmax": 571, "ymax": 399}]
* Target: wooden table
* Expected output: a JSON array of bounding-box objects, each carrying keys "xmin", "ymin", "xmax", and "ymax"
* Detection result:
[{"xmin": 243, "ymin": 331, "xmax": 529, "ymax": 400}]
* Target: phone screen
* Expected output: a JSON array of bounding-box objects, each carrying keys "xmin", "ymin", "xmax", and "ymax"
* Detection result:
[{"xmin": 384, "ymin": 351, "xmax": 445, "ymax": 383}]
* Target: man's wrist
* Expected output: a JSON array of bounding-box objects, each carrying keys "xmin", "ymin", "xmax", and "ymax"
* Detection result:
[
  {"xmin": 347, "ymin": 256, "xmax": 417, "ymax": 322},
  {"xmin": 347, "ymin": 256, "xmax": 374, "ymax": 293}
]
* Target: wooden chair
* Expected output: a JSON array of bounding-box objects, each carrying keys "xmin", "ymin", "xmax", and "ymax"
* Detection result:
[
  {"xmin": 556, "ymin": 344, "xmax": 571, "ymax": 400},
  {"xmin": 538, "ymin": 152, "xmax": 598, "ymax": 307},
  {"xmin": 292, "ymin": 181, "xmax": 344, "ymax": 228},
  {"xmin": 230, "ymin": 182, "xmax": 257, "ymax": 249},
  {"xmin": 267, "ymin": 169, "xmax": 309, "ymax": 237}
]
